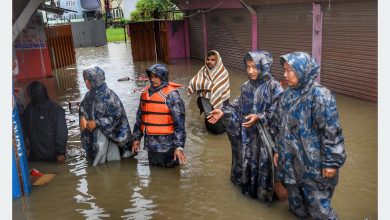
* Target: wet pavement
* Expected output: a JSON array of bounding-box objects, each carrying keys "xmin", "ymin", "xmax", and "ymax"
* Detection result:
[{"xmin": 13, "ymin": 42, "xmax": 377, "ymax": 219}]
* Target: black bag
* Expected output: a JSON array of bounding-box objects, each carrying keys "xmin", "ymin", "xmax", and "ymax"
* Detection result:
[{"xmin": 204, "ymin": 117, "xmax": 225, "ymax": 135}]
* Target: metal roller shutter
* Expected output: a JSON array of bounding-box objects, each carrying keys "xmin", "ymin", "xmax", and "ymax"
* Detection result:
[
  {"xmin": 321, "ymin": 1, "xmax": 377, "ymax": 101},
  {"xmin": 188, "ymin": 13, "xmax": 204, "ymax": 60},
  {"xmin": 207, "ymin": 9, "xmax": 251, "ymax": 69},
  {"xmin": 257, "ymin": 4, "xmax": 313, "ymax": 81}
]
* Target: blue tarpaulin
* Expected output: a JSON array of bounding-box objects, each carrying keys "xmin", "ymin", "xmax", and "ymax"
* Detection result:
[{"xmin": 12, "ymin": 98, "xmax": 31, "ymax": 198}]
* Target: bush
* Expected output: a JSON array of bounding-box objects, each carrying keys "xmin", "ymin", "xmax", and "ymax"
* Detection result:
[
  {"xmin": 119, "ymin": 18, "xmax": 130, "ymax": 25},
  {"xmin": 130, "ymin": 0, "xmax": 183, "ymax": 22}
]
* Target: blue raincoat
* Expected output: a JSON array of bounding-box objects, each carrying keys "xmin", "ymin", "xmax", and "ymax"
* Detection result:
[
  {"xmin": 79, "ymin": 67, "xmax": 132, "ymax": 158},
  {"xmin": 222, "ymin": 51, "xmax": 284, "ymax": 202},
  {"xmin": 273, "ymin": 52, "xmax": 346, "ymax": 219}
]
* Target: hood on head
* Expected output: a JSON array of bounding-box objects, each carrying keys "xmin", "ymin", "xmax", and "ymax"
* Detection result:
[
  {"xmin": 145, "ymin": 63, "xmax": 169, "ymax": 86},
  {"xmin": 83, "ymin": 66, "xmax": 106, "ymax": 89},
  {"xmin": 27, "ymin": 81, "xmax": 49, "ymax": 104},
  {"xmin": 244, "ymin": 50, "xmax": 273, "ymax": 81},
  {"xmin": 280, "ymin": 52, "xmax": 320, "ymax": 88}
]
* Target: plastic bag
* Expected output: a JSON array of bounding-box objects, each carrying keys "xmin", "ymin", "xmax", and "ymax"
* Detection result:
[{"xmin": 92, "ymin": 128, "xmax": 121, "ymax": 166}]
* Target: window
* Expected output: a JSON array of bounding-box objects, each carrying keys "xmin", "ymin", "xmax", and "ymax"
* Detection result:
[
  {"xmin": 112, "ymin": 9, "xmax": 123, "ymax": 19},
  {"xmin": 66, "ymin": 0, "xmax": 75, "ymax": 7}
]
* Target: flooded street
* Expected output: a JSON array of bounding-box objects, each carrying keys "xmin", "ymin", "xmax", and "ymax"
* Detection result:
[{"xmin": 13, "ymin": 42, "xmax": 377, "ymax": 219}]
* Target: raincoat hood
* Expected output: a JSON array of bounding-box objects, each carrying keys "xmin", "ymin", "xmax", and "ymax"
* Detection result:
[
  {"xmin": 83, "ymin": 66, "xmax": 106, "ymax": 89},
  {"xmin": 280, "ymin": 52, "xmax": 320, "ymax": 89},
  {"xmin": 27, "ymin": 81, "xmax": 49, "ymax": 104},
  {"xmin": 146, "ymin": 63, "xmax": 169, "ymax": 91},
  {"xmin": 244, "ymin": 50, "xmax": 273, "ymax": 83}
]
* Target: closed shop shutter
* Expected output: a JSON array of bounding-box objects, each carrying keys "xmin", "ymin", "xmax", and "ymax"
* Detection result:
[
  {"xmin": 257, "ymin": 4, "xmax": 313, "ymax": 81},
  {"xmin": 321, "ymin": 1, "xmax": 377, "ymax": 101},
  {"xmin": 188, "ymin": 13, "xmax": 204, "ymax": 60},
  {"xmin": 207, "ymin": 9, "xmax": 251, "ymax": 69}
]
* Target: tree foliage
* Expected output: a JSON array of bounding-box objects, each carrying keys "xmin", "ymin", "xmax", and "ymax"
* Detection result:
[{"xmin": 130, "ymin": 0, "xmax": 182, "ymax": 21}]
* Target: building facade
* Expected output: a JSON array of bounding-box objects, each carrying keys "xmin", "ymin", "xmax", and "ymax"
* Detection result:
[{"xmin": 179, "ymin": 0, "xmax": 377, "ymax": 101}]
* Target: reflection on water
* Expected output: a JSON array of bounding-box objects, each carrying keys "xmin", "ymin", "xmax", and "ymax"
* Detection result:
[
  {"xmin": 67, "ymin": 148, "xmax": 111, "ymax": 219},
  {"xmin": 122, "ymin": 157, "xmax": 156, "ymax": 220},
  {"xmin": 13, "ymin": 42, "xmax": 377, "ymax": 220}
]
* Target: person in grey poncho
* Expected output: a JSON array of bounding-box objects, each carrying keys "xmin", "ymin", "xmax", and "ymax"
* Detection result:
[{"xmin": 79, "ymin": 66, "xmax": 133, "ymax": 166}]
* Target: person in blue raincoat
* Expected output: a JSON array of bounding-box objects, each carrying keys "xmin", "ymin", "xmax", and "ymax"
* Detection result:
[
  {"xmin": 273, "ymin": 52, "xmax": 346, "ymax": 219},
  {"xmin": 132, "ymin": 64, "xmax": 187, "ymax": 168},
  {"xmin": 79, "ymin": 66, "xmax": 133, "ymax": 166},
  {"xmin": 207, "ymin": 50, "xmax": 286, "ymax": 202}
]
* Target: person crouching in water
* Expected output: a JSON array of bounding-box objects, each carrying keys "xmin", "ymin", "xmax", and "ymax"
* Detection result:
[
  {"xmin": 188, "ymin": 50, "xmax": 230, "ymax": 135},
  {"xmin": 207, "ymin": 50, "xmax": 287, "ymax": 202},
  {"xmin": 132, "ymin": 64, "xmax": 187, "ymax": 167},
  {"xmin": 273, "ymin": 52, "xmax": 346, "ymax": 219},
  {"xmin": 79, "ymin": 66, "xmax": 133, "ymax": 166}
]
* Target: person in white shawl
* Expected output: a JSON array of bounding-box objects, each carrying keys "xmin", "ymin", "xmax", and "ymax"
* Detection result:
[{"xmin": 188, "ymin": 50, "xmax": 231, "ymax": 134}]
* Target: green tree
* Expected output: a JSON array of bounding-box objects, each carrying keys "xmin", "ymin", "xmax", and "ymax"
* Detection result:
[{"xmin": 130, "ymin": 0, "xmax": 182, "ymax": 21}]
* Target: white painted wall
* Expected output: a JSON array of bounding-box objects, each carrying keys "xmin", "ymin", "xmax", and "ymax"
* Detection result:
[{"xmin": 58, "ymin": 0, "xmax": 85, "ymax": 18}]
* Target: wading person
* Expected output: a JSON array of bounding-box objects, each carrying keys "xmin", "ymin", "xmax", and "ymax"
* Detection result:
[
  {"xmin": 188, "ymin": 50, "xmax": 230, "ymax": 135},
  {"xmin": 79, "ymin": 66, "xmax": 133, "ymax": 166},
  {"xmin": 207, "ymin": 50, "xmax": 286, "ymax": 202},
  {"xmin": 132, "ymin": 64, "xmax": 187, "ymax": 167},
  {"xmin": 273, "ymin": 52, "xmax": 346, "ymax": 219},
  {"xmin": 24, "ymin": 81, "xmax": 68, "ymax": 163}
]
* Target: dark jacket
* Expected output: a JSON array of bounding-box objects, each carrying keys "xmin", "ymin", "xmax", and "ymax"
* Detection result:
[{"xmin": 24, "ymin": 81, "xmax": 68, "ymax": 161}]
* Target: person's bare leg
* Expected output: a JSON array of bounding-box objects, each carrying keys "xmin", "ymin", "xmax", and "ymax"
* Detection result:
[{"xmin": 274, "ymin": 181, "xmax": 288, "ymax": 201}]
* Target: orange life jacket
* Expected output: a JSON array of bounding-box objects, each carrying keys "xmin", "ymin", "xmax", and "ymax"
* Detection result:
[{"xmin": 140, "ymin": 82, "xmax": 183, "ymax": 135}]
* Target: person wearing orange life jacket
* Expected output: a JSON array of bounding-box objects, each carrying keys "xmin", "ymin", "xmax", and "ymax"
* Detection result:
[{"xmin": 132, "ymin": 64, "xmax": 187, "ymax": 167}]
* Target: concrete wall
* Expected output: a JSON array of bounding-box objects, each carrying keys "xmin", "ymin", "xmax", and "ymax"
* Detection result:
[{"xmin": 71, "ymin": 20, "xmax": 107, "ymax": 48}]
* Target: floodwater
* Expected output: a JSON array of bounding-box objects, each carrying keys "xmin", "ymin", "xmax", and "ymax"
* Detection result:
[{"xmin": 13, "ymin": 42, "xmax": 377, "ymax": 220}]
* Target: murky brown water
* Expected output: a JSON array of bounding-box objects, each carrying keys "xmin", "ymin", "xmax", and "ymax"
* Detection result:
[{"xmin": 13, "ymin": 42, "xmax": 377, "ymax": 220}]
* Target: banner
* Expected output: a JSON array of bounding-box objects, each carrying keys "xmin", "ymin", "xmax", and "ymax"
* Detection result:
[{"xmin": 14, "ymin": 12, "xmax": 46, "ymax": 50}]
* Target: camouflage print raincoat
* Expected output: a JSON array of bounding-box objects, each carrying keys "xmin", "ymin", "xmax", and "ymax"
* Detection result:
[
  {"xmin": 273, "ymin": 52, "xmax": 346, "ymax": 219},
  {"xmin": 133, "ymin": 64, "xmax": 186, "ymax": 153},
  {"xmin": 222, "ymin": 51, "xmax": 284, "ymax": 202},
  {"xmin": 80, "ymin": 67, "xmax": 132, "ymax": 157}
]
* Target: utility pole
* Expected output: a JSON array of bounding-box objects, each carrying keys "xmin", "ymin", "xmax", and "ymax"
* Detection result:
[{"xmin": 105, "ymin": 0, "xmax": 111, "ymax": 27}]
